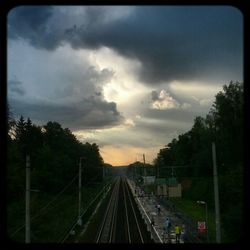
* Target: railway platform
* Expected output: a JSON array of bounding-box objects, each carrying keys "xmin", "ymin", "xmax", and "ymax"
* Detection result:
[{"xmin": 127, "ymin": 179, "xmax": 185, "ymax": 244}]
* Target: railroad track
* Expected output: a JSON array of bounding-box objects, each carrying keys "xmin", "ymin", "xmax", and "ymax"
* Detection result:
[
  {"xmin": 95, "ymin": 177, "xmax": 120, "ymax": 243},
  {"xmin": 96, "ymin": 176, "xmax": 152, "ymax": 243}
]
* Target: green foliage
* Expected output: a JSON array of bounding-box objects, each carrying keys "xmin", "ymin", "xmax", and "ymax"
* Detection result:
[
  {"xmin": 8, "ymin": 117, "xmax": 105, "ymax": 193},
  {"xmin": 153, "ymin": 81, "xmax": 243, "ymax": 242},
  {"xmin": 7, "ymin": 139, "xmax": 25, "ymax": 201},
  {"xmin": 7, "ymin": 114, "xmax": 106, "ymax": 242},
  {"xmin": 182, "ymin": 177, "xmax": 214, "ymax": 207}
]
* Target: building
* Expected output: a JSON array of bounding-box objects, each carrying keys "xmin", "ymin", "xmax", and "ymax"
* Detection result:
[
  {"xmin": 142, "ymin": 176, "xmax": 156, "ymax": 185},
  {"xmin": 154, "ymin": 177, "xmax": 182, "ymax": 198}
]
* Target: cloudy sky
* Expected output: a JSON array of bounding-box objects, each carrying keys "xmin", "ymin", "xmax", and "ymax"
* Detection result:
[{"xmin": 7, "ymin": 5, "xmax": 243, "ymax": 166}]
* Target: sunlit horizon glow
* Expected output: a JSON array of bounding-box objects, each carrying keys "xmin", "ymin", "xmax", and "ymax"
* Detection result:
[{"xmin": 99, "ymin": 145, "xmax": 161, "ymax": 166}]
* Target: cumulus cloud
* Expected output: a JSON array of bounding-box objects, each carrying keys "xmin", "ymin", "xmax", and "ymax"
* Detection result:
[
  {"xmin": 7, "ymin": 6, "xmax": 243, "ymax": 165},
  {"xmin": 8, "ymin": 6, "xmax": 243, "ymax": 84},
  {"xmin": 150, "ymin": 89, "xmax": 191, "ymax": 110},
  {"xmin": 10, "ymin": 96, "xmax": 124, "ymax": 130},
  {"xmin": 151, "ymin": 90, "xmax": 180, "ymax": 110},
  {"xmin": 7, "ymin": 42, "xmax": 124, "ymax": 130},
  {"xmin": 124, "ymin": 118, "xmax": 135, "ymax": 127}
]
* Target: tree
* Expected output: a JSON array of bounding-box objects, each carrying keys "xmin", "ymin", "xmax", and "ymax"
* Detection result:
[
  {"xmin": 81, "ymin": 142, "xmax": 104, "ymax": 183},
  {"xmin": 152, "ymin": 81, "xmax": 244, "ymax": 242},
  {"xmin": 210, "ymin": 81, "xmax": 243, "ymax": 171},
  {"xmin": 15, "ymin": 116, "xmax": 26, "ymax": 142},
  {"xmin": 7, "ymin": 104, "xmax": 16, "ymax": 140}
]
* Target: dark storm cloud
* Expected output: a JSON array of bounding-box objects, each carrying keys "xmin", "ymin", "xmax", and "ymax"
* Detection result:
[
  {"xmin": 151, "ymin": 90, "xmax": 160, "ymax": 101},
  {"xmin": 8, "ymin": 6, "xmax": 243, "ymax": 84},
  {"xmin": 8, "ymin": 6, "xmax": 63, "ymax": 50},
  {"xmin": 9, "ymin": 96, "xmax": 124, "ymax": 130}
]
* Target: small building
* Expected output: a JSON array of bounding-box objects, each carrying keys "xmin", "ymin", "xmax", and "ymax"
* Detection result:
[
  {"xmin": 155, "ymin": 178, "xmax": 168, "ymax": 196},
  {"xmin": 168, "ymin": 177, "xmax": 182, "ymax": 198},
  {"xmin": 154, "ymin": 177, "xmax": 182, "ymax": 198},
  {"xmin": 143, "ymin": 176, "xmax": 156, "ymax": 185}
]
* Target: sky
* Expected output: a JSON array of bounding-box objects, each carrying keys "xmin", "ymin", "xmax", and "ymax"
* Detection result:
[{"xmin": 7, "ymin": 5, "xmax": 243, "ymax": 166}]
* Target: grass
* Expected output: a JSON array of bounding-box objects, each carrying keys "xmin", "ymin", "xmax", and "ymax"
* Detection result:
[
  {"xmin": 77, "ymin": 188, "xmax": 112, "ymax": 243},
  {"xmin": 170, "ymin": 197, "xmax": 228, "ymax": 243},
  {"xmin": 7, "ymin": 181, "xmax": 108, "ymax": 243}
]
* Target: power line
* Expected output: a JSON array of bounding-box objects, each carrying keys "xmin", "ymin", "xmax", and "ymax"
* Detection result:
[
  {"xmin": 10, "ymin": 173, "xmax": 79, "ymax": 237},
  {"xmin": 59, "ymin": 180, "xmax": 110, "ymax": 243},
  {"xmin": 10, "ymin": 166, "xmax": 106, "ymax": 239}
]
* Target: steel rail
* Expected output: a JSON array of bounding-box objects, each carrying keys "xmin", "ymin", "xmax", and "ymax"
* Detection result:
[
  {"xmin": 123, "ymin": 177, "xmax": 144, "ymax": 243},
  {"xmin": 121, "ymin": 177, "xmax": 131, "ymax": 243},
  {"xmin": 95, "ymin": 177, "xmax": 120, "ymax": 243}
]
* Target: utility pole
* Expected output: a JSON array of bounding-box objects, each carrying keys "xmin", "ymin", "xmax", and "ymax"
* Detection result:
[
  {"xmin": 102, "ymin": 164, "xmax": 105, "ymax": 198},
  {"xmin": 78, "ymin": 157, "xmax": 83, "ymax": 226},
  {"xmin": 25, "ymin": 155, "xmax": 31, "ymax": 243},
  {"xmin": 212, "ymin": 142, "xmax": 221, "ymax": 243},
  {"xmin": 134, "ymin": 163, "xmax": 136, "ymax": 179},
  {"xmin": 143, "ymin": 154, "xmax": 146, "ymax": 177},
  {"xmin": 103, "ymin": 164, "xmax": 105, "ymax": 180}
]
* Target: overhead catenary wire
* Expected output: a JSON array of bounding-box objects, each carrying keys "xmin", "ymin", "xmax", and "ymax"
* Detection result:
[
  {"xmin": 59, "ymin": 178, "xmax": 111, "ymax": 243},
  {"xmin": 10, "ymin": 166, "xmax": 107, "ymax": 241},
  {"xmin": 10, "ymin": 173, "xmax": 79, "ymax": 237}
]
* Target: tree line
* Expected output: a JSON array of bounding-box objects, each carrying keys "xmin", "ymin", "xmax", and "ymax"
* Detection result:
[
  {"xmin": 7, "ymin": 114, "xmax": 105, "ymax": 201},
  {"xmin": 153, "ymin": 81, "xmax": 243, "ymax": 242}
]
